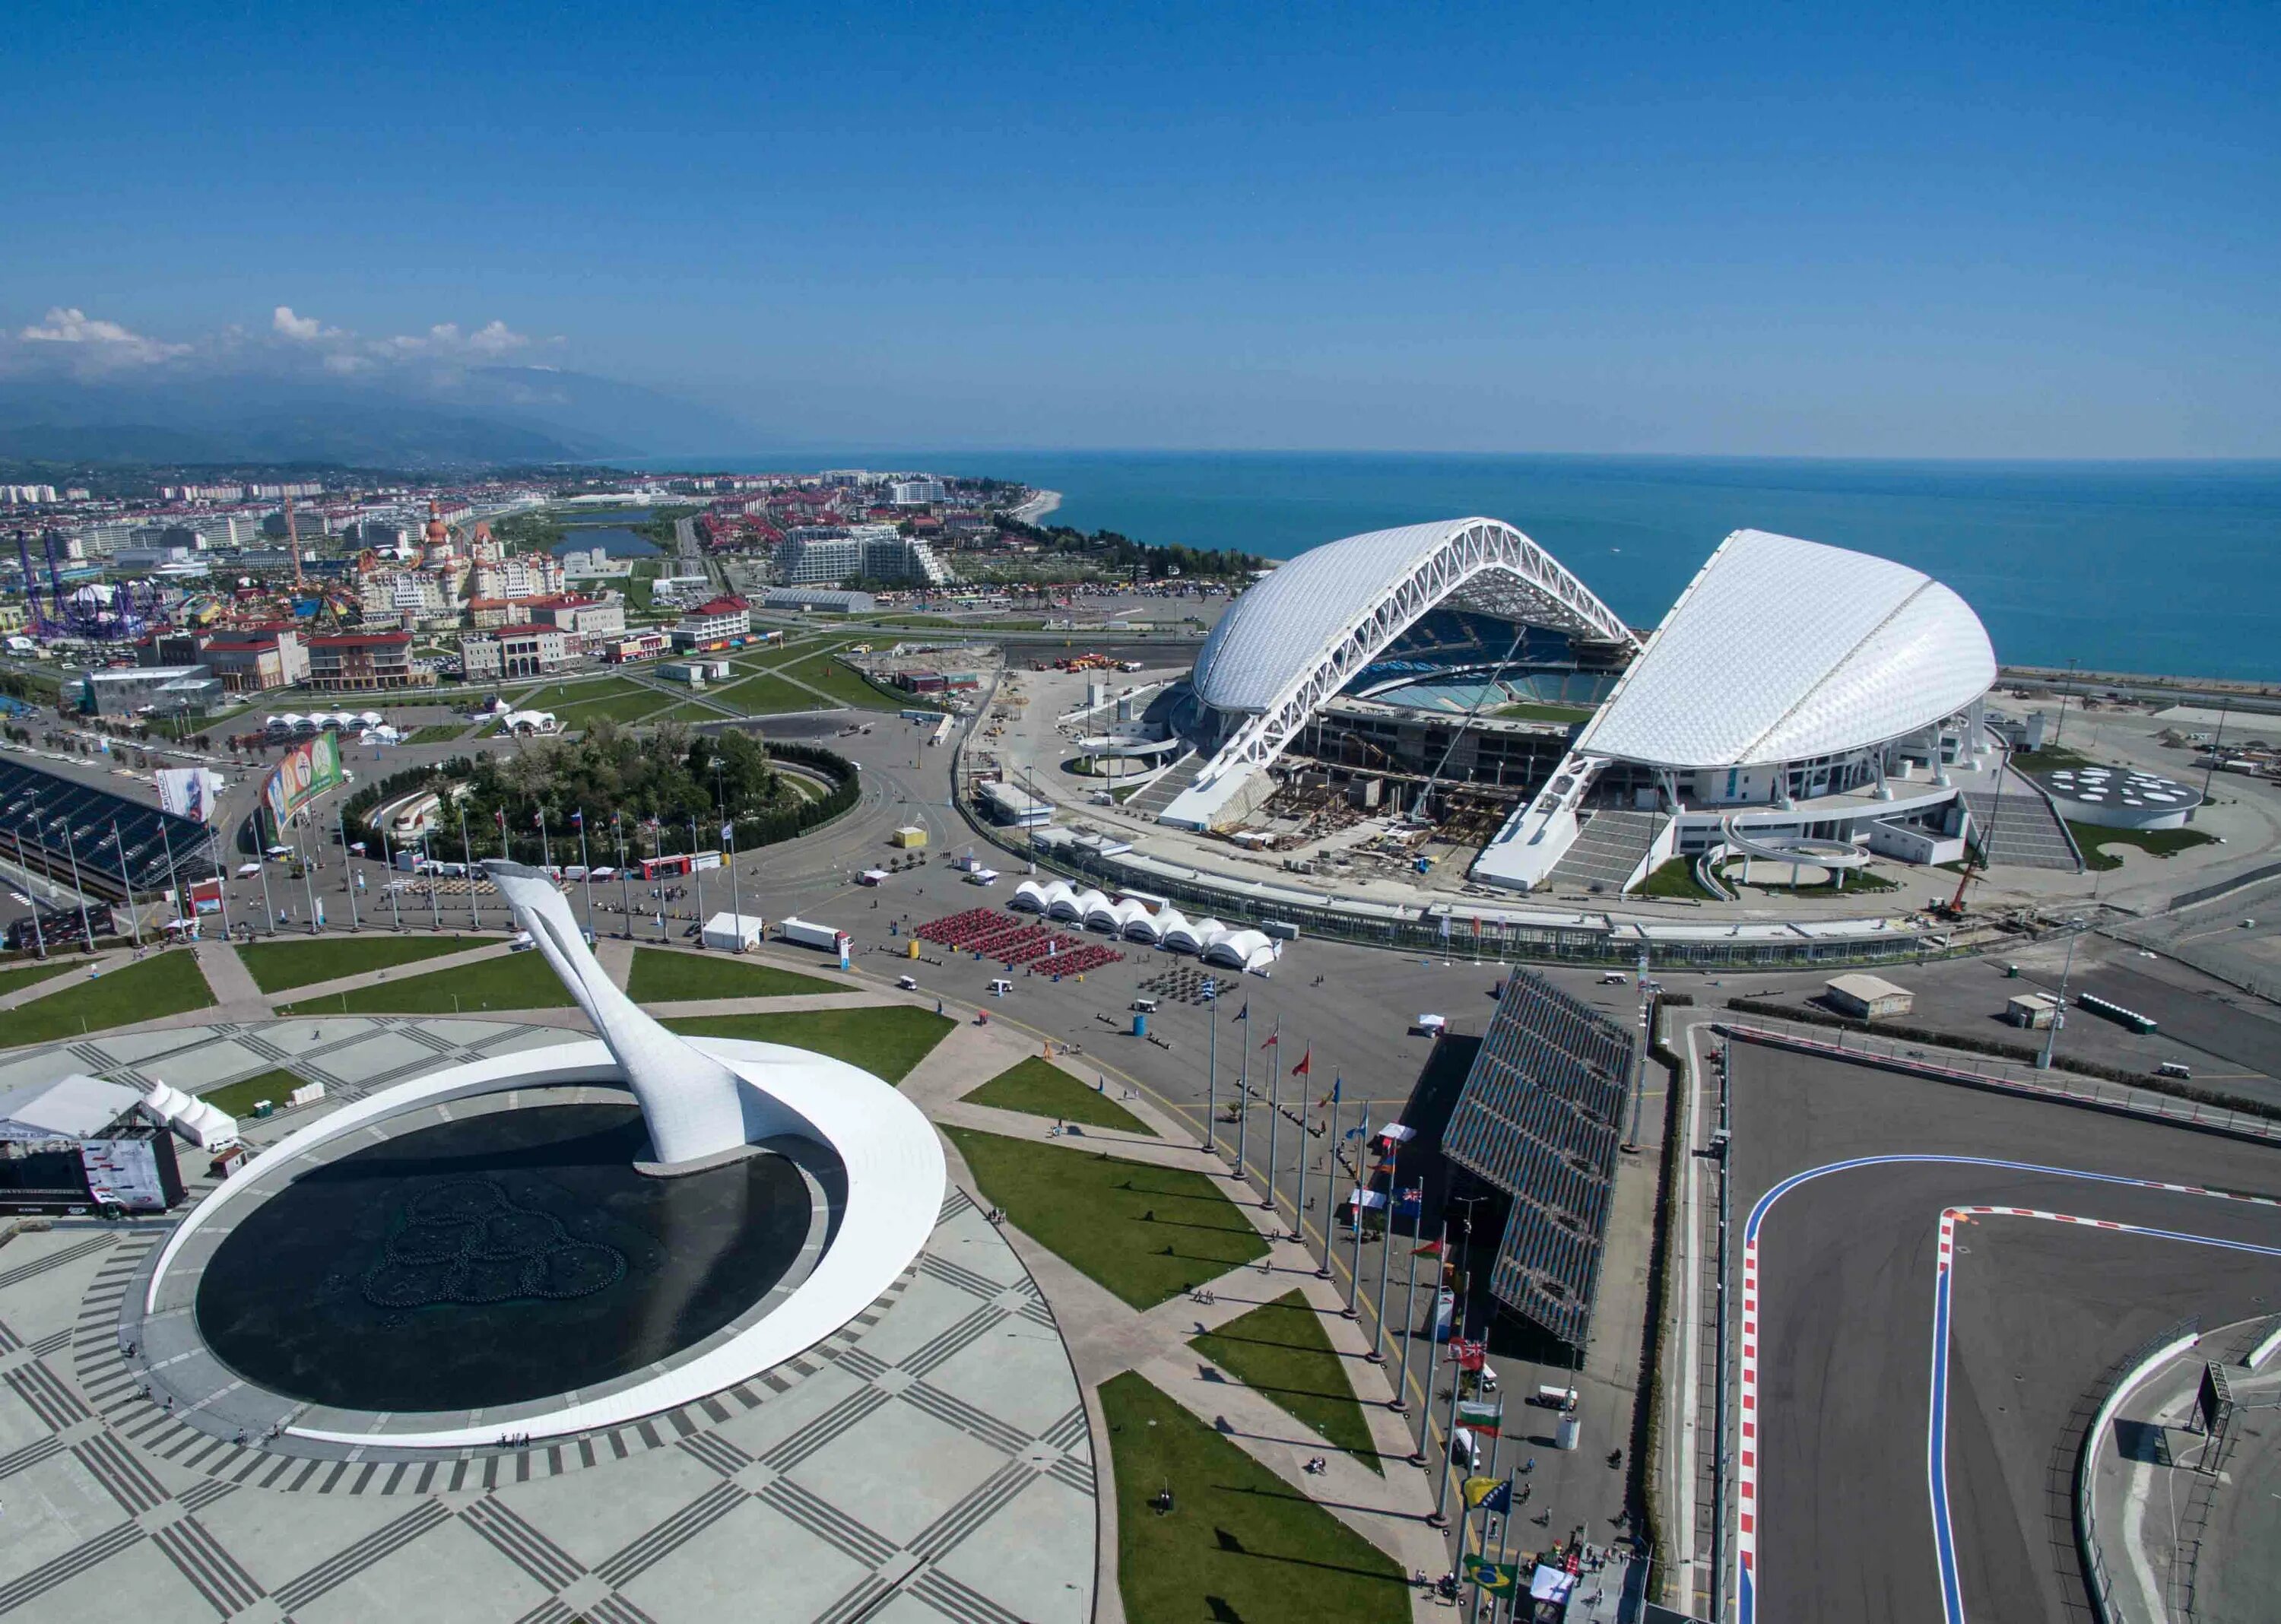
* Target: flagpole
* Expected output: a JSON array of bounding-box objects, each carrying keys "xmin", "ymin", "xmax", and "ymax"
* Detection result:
[
  {"xmin": 1368, "ymin": 1140, "xmax": 1396, "ymax": 1364},
  {"xmin": 339, "ymin": 802, "xmax": 360, "ymax": 931},
  {"xmin": 208, "ymin": 827, "xmax": 233, "ymax": 943},
  {"xmin": 1262, "ymin": 1026, "xmax": 1281, "ymax": 1213},
  {"xmin": 1345, "ymin": 1143, "xmax": 1366, "ymax": 1319},
  {"xmin": 381, "ymin": 829, "xmax": 401, "ymax": 930},
  {"xmin": 1234, "ymin": 1018, "xmax": 1250, "ymax": 1179},
  {"xmin": 1203, "ymin": 989, "xmax": 1218, "ymax": 1153},
  {"xmin": 578, "ymin": 812, "xmax": 595, "ymax": 940},
  {"xmin": 424, "ymin": 829, "xmax": 443, "ymax": 930},
  {"xmin": 691, "ymin": 817, "xmax": 704, "ymax": 944},
  {"xmin": 727, "ymin": 817, "xmax": 741, "ymax": 947},
  {"xmin": 652, "ymin": 821, "xmax": 667, "ymax": 942},
  {"xmin": 1430, "ymin": 1332, "xmax": 1462, "ymax": 1527},
  {"xmin": 1417, "ymin": 1219, "xmax": 1448, "ymax": 1463},
  {"xmin": 615, "ymin": 818, "xmax": 632, "ymax": 937},
  {"xmin": 1317, "ymin": 1083, "xmax": 1339, "ymax": 1280},
  {"xmin": 538, "ymin": 807, "xmax": 552, "ymax": 872},
  {"xmin": 1489, "ymin": 1418, "xmax": 1517, "ymax": 1624},
  {"xmin": 1469, "ymin": 1404, "xmax": 1504, "ymax": 1624},
  {"xmin": 459, "ymin": 803, "xmax": 479, "ymax": 930},
  {"xmin": 1395, "ymin": 1229, "xmax": 1421, "ymax": 1419}
]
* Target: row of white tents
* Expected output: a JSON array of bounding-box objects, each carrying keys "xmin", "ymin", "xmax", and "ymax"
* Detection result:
[
  {"xmin": 140, "ymin": 1081, "xmax": 239, "ymax": 1150},
  {"xmin": 1010, "ymin": 879, "xmax": 1278, "ymax": 972},
  {"xmin": 264, "ymin": 711, "xmax": 386, "ymax": 734}
]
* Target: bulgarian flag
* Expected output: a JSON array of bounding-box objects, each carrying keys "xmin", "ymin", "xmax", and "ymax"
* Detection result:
[{"xmin": 1458, "ymin": 1398, "xmax": 1502, "ymax": 1436}]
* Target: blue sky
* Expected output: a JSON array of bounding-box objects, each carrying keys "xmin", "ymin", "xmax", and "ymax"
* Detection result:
[{"xmin": 6, "ymin": 1, "xmax": 2276, "ymax": 455}]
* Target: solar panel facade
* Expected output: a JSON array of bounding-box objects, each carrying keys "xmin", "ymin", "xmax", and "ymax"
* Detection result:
[
  {"xmin": 1442, "ymin": 968, "xmax": 1633, "ymax": 1347},
  {"xmin": 0, "ymin": 759, "xmax": 219, "ymax": 900}
]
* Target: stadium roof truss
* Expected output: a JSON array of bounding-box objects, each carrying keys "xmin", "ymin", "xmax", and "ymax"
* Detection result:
[{"xmin": 1194, "ymin": 518, "xmax": 1638, "ymax": 781}]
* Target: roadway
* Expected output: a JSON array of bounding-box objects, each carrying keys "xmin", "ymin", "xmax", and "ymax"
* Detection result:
[{"xmin": 1718, "ymin": 1039, "xmax": 2281, "ymax": 1623}]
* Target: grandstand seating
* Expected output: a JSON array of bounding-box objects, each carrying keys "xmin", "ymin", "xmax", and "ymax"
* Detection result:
[
  {"xmin": 915, "ymin": 906, "xmax": 1124, "ymax": 975},
  {"xmin": 1441, "ymin": 969, "xmax": 1634, "ymax": 1347}
]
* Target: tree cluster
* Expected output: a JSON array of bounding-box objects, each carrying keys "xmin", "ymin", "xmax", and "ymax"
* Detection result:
[{"xmin": 991, "ymin": 515, "xmax": 1262, "ymax": 581}]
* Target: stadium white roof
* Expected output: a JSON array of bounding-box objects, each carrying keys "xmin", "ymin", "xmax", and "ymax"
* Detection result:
[
  {"xmin": 1575, "ymin": 529, "xmax": 1996, "ymax": 770},
  {"xmin": 1191, "ymin": 519, "xmax": 1633, "ymax": 715}
]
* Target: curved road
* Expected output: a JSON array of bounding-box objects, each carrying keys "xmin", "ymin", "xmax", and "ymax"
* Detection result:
[{"xmin": 1726, "ymin": 1042, "xmax": 2281, "ymax": 1623}]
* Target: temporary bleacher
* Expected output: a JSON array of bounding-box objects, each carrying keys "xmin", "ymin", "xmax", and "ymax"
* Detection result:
[{"xmin": 1442, "ymin": 969, "xmax": 1633, "ymax": 1347}]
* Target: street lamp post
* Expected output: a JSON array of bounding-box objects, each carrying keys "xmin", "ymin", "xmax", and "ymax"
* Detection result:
[{"xmin": 2040, "ymin": 918, "xmax": 2089, "ymax": 1070}]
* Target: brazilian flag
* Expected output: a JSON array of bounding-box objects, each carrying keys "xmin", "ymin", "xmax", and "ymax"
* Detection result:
[{"xmin": 1466, "ymin": 1558, "xmax": 1519, "ymax": 1597}]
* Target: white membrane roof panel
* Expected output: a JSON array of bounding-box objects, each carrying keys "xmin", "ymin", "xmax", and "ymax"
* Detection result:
[
  {"xmin": 1191, "ymin": 523, "xmax": 1469, "ymax": 713},
  {"xmin": 1575, "ymin": 529, "xmax": 1996, "ymax": 769}
]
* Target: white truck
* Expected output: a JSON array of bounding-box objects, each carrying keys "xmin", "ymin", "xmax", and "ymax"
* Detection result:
[{"xmin": 778, "ymin": 917, "xmax": 852, "ymax": 955}]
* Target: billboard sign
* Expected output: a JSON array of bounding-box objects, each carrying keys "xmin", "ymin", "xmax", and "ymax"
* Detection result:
[
  {"xmin": 264, "ymin": 731, "xmax": 343, "ymax": 827},
  {"xmin": 155, "ymin": 766, "xmax": 225, "ymax": 825}
]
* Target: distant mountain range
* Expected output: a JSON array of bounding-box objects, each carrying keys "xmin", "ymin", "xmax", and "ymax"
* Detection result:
[{"xmin": 0, "ymin": 366, "xmax": 761, "ymax": 468}]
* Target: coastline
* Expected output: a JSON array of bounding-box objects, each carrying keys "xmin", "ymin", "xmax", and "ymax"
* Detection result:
[{"xmin": 1006, "ymin": 487, "xmax": 1061, "ymax": 523}]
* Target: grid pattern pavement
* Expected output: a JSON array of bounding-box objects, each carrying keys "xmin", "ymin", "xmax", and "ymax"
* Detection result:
[{"xmin": 0, "ymin": 1027, "xmax": 1095, "ymax": 1624}]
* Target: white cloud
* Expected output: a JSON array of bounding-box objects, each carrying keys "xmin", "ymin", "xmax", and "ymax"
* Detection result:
[
  {"xmin": 17, "ymin": 306, "xmax": 191, "ymax": 364},
  {"xmin": 272, "ymin": 305, "xmax": 342, "ymax": 341},
  {"xmin": 466, "ymin": 319, "xmax": 530, "ymax": 356}
]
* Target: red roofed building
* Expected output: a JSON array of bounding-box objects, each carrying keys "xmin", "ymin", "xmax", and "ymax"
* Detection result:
[
  {"xmin": 307, "ymin": 632, "xmax": 430, "ymax": 691},
  {"xmin": 671, "ymin": 595, "xmax": 750, "ymax": 653}
]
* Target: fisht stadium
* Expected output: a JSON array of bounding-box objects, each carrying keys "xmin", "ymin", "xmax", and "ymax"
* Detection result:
[{"xmin": 1140, "ymin": 519, "xmax": 2007, "ymax": 897}]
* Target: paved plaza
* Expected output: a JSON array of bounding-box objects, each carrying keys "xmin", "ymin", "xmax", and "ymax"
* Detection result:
[{"xmin": 0, "ymin": 1013, "xmax": 1097, "ymax": 1624}]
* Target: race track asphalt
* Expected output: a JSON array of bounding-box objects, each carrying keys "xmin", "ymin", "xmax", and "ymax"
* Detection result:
[{"xmin": 1727, "ymin": 1042, "xmax": 2281, "ymax": 1623}]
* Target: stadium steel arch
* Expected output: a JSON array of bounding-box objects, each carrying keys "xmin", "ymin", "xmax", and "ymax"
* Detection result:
[{"xmin": 1185, "ymin": 517, "xmax": 1639, "ymax": 794}]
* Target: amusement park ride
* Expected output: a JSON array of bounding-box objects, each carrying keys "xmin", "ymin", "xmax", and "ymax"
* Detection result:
[{"xmin": 12, "ymin": 527, "xmax": 159, "ymax": 641}]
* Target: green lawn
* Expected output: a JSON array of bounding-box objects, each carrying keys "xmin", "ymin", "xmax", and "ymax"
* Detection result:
[
  {"xmin": 235, "ymin": 933, "xmax": 496, "ymax": 994},
  {"xmin": 2068, "ymin": 821, "xmax": 2219, "ymax": 871},
  {"xmin": 407, "ymin": 722, "xmax": 474, "ymax": 745},
  {"xmin": 626, "ymin": 947, "xmax": 840, "ymax": 1002},
  {"xmin": 2014, "ymin": 744, "xmax": 2102, "ymax": 773},
  {"xmin": 0, "ymin": 959, "xmax": 74, "ymax": 998},
  {"xmin": 941, "ymin": 1128, "xmax": 1268, "ymax": 1309},
  {"xmin": 716, "ymin": 673, "xmax": 824, "ymax": 715},
  {"xmin": 965, "ymin": 1055, "xmax": 1153, "ymax": 1134},
  {"xmin": 196, "ymin": 1067, "xmax": 305, "ymax": 1119},
  {"xmin": 1495, "ymin": 701, "xmax": 1595, "ymax": 723},
  {"xmin": 1099, "ymin": 1372, "xmax": 1410, "ymax": 1624},
  {"xmin": 783, "ymin": 652, "xmax": 906, "ymax": 711},
  {"xmin": 278, "ymin": 947, "xmax": 572, "ymax": 1014},
  {"xmin": 3, "ymin": 952, "xmax": 216, "ymax": 1047},
  {"xmin": 1189, "ymin": 1289, "xmax": 1384, "ymax": 1473},
  {"xmin": 547, "ymin": 680, "xmax": 675, "ymax": 729},
  {"xmin": 1635, "ymin": 857, "xmax": 1715, "ymax": 899},
  {"xmin": 666, "ymin": 1005, "xmax": 955, "ymax": 1083}
]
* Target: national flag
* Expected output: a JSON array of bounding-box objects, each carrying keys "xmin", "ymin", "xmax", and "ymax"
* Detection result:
[
  {"xmin": 1371, "ymin": 1156, "xmax": 1395, "ymax": 1177},
  {"xmin": 1318, "ymin": 1075, "xmax": 1340, "ymax": 1108},
  {"xmin": 1259, "ymin": 1030, "xmax": 1278, "ymax": 1051},
  {"xmin": 1289, "ymin": 1048, "xmax": 1311, "ymax": 1077},
  {"xmin": 494, "ymin": 810, "xmax": 506, "ymax": 828},
  {"xmin": 1462, "ymin": 1474, "xmax": 1511, "ymax": 1512},
  {"xmin": 1397, "ymin": 1185, "xmax": 1423, "ymax": 1216},
  {"xmin": 1463, "ymin": 1558, "xmax": 1518, "ymax": 1597},
  {"xmin": 1458, "ymin": 1398, "xmax": 1502, "ymax": 1435},
  {"xmin": 532, "ymin": 809, "xmax": 545, "ymax": 828},
  {"xmin": 1234, "ymin": 1003, "xmax": 1248, "ymax": 1022},
  {"xmin": 1455, "ymin": 1338, "xmax": 1486, "ymax": 1372},
  {"xmin": 720, "ymin": 821, "xmax": 733, "ymax": 843},
  {"xmin": 571, "ymin": 808, "xmax": 583, "ymax": 826}
]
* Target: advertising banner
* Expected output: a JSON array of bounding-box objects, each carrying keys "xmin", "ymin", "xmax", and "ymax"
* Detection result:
[
  {"xmin": 263, "ymin": 732, "xmax": 343, "ymax": 828},
  {"xmin": 154, "ymin": 766, "xmax": 225, "ymax": 824}
]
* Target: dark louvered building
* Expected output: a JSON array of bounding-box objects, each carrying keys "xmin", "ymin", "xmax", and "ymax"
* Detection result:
[
  {"xmin": 0, "ymin": 758, "xmax": 218, "ymax": 904},
  {"xmin": 1442, "ymin": 969, "xmax": 1633, "ymax": 1349}
]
